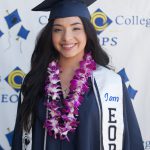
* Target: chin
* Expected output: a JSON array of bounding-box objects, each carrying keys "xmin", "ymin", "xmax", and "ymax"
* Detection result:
[
  {"xmin": 61, "ymin": 53, "xmax": 78, "ymax": 58},
  {"xmin": 61, "ymin": 51, "xmax": 84, "ymax": 59}
]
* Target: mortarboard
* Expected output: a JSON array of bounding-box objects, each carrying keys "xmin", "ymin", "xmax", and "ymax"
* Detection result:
[
  {"xmin": 32, "ymin": 0, "xmax": 96, "ymax": 20},
  {"xmin": 4, "ymin": 9, "xmax": 21, "ymax": 29}
]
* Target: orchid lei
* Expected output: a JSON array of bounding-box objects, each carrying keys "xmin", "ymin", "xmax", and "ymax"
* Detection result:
[{"xmin": 44, "ymin": 53, "xmax": 96, "ymax": 141}]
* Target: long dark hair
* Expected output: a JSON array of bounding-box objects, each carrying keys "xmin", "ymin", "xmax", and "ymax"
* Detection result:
[{"xmin": 20, "ymin": 17, "xmax": 109, "ymax": 131}]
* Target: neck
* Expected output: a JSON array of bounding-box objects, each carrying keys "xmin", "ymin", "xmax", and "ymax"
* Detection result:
[{"xmin": 58, "ymin": 53, "xmax": 84, "ymax": 72}]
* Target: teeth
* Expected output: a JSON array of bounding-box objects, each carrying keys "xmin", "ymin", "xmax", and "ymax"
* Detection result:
[{"xmin": 62, "ymin": 44, "xmax": 75, "ymax": 48}]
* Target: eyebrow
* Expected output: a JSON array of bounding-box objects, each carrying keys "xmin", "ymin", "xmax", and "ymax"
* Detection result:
[{"xmin": 53, "ymin": 22, "xmax": 82, "ymax": 27}]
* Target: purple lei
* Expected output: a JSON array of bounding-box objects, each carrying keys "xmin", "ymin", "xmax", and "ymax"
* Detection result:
[{"xmin": 44, "ymin": 53, "xmax": 96, "ymax": 141}]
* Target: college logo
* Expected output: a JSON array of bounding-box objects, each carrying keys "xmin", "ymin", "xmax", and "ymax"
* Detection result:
[
  {"xmin": 118, "ymin": 68, "xmax": 137, "ymax": 100},
  {"xmin": 115, "ymin": 15, "xmax": 150, "ymax": 28},
  {"xmin": 91, "ymin": 8, "xmax": 113, "ymax": 34},
  {"xmin": 5, "ymin": 67, "xmax": 25, "ymax": 93}
]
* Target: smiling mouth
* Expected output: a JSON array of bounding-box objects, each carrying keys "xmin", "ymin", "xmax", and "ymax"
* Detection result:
[{"xmin": 61, "ymin": 43, "xmax": 77, "ymax": 50}]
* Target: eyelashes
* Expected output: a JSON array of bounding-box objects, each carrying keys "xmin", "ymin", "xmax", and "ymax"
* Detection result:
[
  {"xmin": 52, "ymin": 27, "xmax": 83, "ymax": 33},
  {"xmin": 73, "ymin": 27, "xmax": 81, "ymax": 31},
  {"xmin": 53, "ymin": 29, "xmax": 62, "ymax": 32}
]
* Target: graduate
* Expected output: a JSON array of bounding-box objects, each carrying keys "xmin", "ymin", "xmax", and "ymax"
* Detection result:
[{"xmin": 11, "ymin": 0, "xmax": 144, "ymax": 150}]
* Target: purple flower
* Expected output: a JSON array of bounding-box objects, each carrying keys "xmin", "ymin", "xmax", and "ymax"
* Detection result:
[{"xmin": 44, "ymin": 53, "xmax": 96, "ymax": 142}]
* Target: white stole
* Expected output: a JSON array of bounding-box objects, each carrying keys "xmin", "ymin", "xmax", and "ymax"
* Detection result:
[{"xmin": 92, "ymin": 65, "xmax": 124, "ymax": 150}]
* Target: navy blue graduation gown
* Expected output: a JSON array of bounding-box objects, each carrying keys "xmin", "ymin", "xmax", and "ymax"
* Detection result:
[{"xmin": 11, "ymin": 79, "xmax": 144, "ymax": 150}]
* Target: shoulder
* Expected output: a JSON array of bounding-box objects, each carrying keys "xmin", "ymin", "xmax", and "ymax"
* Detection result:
[
  {"xmin": 93, "ymin": 64, "xmax": 122, "ymax": 82},
  {"xmin": 92, "ymin": 65, "xmax": 123, "ymax": 95}
]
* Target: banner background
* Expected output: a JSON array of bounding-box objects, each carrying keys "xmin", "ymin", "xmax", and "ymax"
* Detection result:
[{"xmin": 0, "ymin": 0, "xmax": 150, "ymax": 149}]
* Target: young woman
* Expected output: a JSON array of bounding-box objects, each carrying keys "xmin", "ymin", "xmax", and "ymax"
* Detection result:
[{"xmin": 12, "ymin": 0, "xmax": 144, "ymax": 150}]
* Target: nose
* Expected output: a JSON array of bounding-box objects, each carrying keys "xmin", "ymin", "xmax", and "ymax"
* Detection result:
[{"xmin": 62, "ymin": 29, "xmax": 73, "ymax": 42}]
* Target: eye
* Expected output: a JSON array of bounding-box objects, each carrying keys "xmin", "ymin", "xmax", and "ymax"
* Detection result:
[
  {"xmin": 73, "ymin": 27, "xmax": 81, "ymax": 31},
  {"xmin": 53, "ymin": 28, "xmax": 62, "ymax": 33}
]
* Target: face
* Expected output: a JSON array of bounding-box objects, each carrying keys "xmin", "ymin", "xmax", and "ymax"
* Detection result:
[{"xmin": 52, "ymin": 17, "xmax": 87, "ymax": 59}]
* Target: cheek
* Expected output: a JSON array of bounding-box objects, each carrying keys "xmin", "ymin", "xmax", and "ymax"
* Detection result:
[
  {"xmin": 52, "ymin": 36, "xmax": 61, "ymax": 53},
  {"xmin": 52, "ymin": 34, "xmax": 58, "ymax": 45},
  {"xmin": 52, "ymin": 34, "xmax": 62, "ymax": 51},
  {"xmin": 79, "ymin": 33, "xmax": 87, "ymax": 46}
]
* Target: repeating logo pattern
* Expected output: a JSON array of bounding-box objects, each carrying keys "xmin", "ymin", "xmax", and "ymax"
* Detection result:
[
  {"xmin": 0, "ymin": 8, "xmax": 30, "ymax": 150},
  {"xmin": 5, "ymin": 67, "xmax": 25, "ymax": 93},
  {"xmin": 4, "ymin": 9, "xmax": 21, "ymax": 29},
  {"xmin": 4, "ymin": 9, "xmax": 30, "ymax": 39},
  {"xmin": 91, "ymin": 8, "xmax": 113, "ymax": 34},
  {"xmin": 118, "ymin": 68, "xmax": 137, "ymax": 100},
  {"xmin": 0, "ymin": 9, "xmax": 30, "ymax": 52},
  {"xmin": 5, "ymin": 129, "xmax": 14, "ymax": 148},
  {"xmin": 0, "ymin": 130, "xmax": 14, "ymax": 149}
]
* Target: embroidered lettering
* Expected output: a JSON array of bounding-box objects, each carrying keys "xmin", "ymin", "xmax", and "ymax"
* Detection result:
[
  {"xmin": 108, "ymin": 125, "xmax": 116, "ymax": 141},
  {"xmin": 109, "ymin": 144, "xmax": 116, "ymax": 150},
  {"xmin": 108, "ymin": 108, "xmax": 117, "ymax": 123},
  {"xmin": 108, "ymin": 108, "xmax": 117, "ymax": 149},
  {"xmin": 104, "ymin": 93, "xmax": 119, "ymax": 102}
]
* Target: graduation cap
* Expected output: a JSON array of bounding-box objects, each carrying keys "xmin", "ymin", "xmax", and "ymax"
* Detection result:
[
  {"xmin": 32, "ymin": 0, "xmax": 96, "ymax": 20},
  {"xmin": 17, "ymin": 25, "xmax": 30, "ymax": 40},
  {"xmin": 6, "ymin": 130, "xmax": 14, "ymax": 146},
  {"xmin": 127, "ymin": 85, "xmax": 137, "ymax": 100},
  {"xmin": 118, "ymin": 68, "xmax": 129, "ymax": 83},
  {"xmin": 4, "ymin": 9, "xmax": 21, "ymax": 29}
]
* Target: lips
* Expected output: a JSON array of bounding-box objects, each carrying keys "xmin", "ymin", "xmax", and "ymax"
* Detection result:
[{"xmin": 61, "ymin": 43, "xmax": 77, "ymax": 50}]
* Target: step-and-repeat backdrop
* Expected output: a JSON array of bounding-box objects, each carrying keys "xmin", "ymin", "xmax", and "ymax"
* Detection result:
[{"xmin": 0, "ymin": 0, "xmax": 150, "ymax": 149}]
